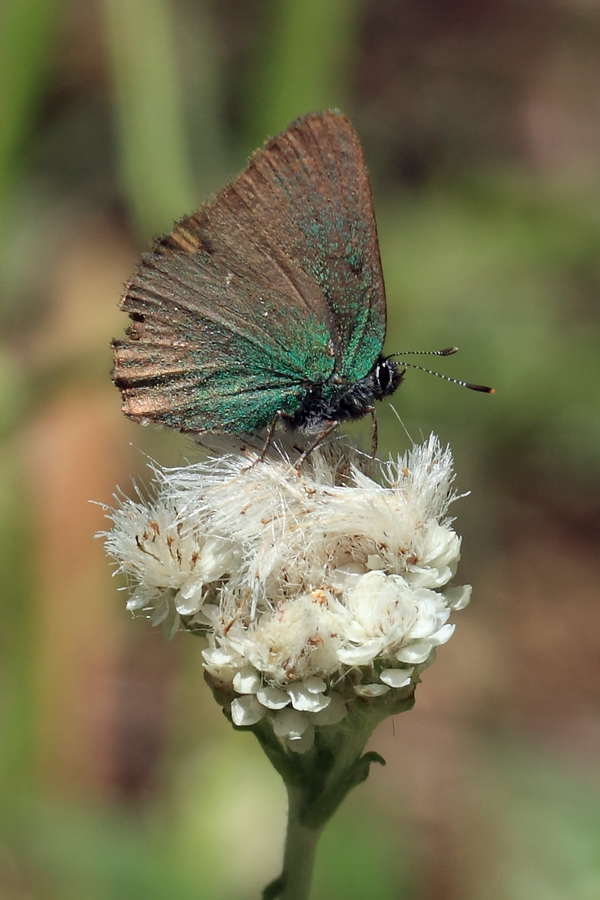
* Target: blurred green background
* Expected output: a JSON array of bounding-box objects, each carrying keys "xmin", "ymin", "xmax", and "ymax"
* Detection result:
[{"xmin": 1, "ymin": 1, "xmax": 599, "ymax": 898}]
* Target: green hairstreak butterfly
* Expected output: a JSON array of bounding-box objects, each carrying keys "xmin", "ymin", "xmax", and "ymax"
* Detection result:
[{"xmin": 112, "ymin": 111, "xmax": 492, "ymax": 446}]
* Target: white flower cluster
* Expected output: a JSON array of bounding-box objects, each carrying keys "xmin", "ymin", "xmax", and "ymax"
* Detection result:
[{"xmin": 104, "ymin": 435, "xmax": 471, "ymax": 753}]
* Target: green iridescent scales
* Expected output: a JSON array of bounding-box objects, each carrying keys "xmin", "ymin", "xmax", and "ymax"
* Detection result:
[{"xmin": 112, "ymin": 111, "xmax": 388, "ymax": 434}]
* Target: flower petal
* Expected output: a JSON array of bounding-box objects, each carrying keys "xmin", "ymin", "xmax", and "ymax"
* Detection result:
[
  {"xmin": 231, "ymin": 695, "xmax": 265, "ymax": 727},
  {"xmin": 354, "ymin": 683, "xmax": 390, "ymax": 698},
  {"xmin": 396, "ymin": 642, "xmax": 433, "ymax": 664},
  {"xmin": 233, "ymin": 667, "xmax": 261, "ymax": 694},
  {"xmin": 257, "ymin": 686, "xmax": 290, "ymax": 709},
  {"xmin": 380, "ymin": 668, "xmax": 413, "ymax": 688}
]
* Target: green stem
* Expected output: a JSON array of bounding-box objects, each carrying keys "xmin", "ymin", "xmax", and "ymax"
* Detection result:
[
  {"xmin": 282, "ymin": 785, "xmax": 323, "ymax": 900},
  {"xmin": 212, "ymin": 678, "xmax": 417, "ymax": 899},
  {"xmin": 264, "ymin": 785, "xmax": 323, "ymax": 900}
]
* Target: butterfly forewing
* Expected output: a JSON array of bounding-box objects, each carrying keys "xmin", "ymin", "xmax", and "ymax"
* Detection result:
[
  {"xmin": 244, "ymin": 111, "xmax": 388, "ymax": 377},
  {"xmin": 113, "ymin": 111, "xmax": 387, "ymax": 434}
]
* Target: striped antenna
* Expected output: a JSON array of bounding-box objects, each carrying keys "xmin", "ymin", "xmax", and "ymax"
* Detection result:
[{"xmin": 388, "ymin": 348, "xmax": 495, "ymax": 394}]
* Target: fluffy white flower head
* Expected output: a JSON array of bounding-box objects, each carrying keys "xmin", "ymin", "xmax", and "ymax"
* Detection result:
[{"xmin": 104, "ymin": 435, "xmax": 471, "ymax": 752}]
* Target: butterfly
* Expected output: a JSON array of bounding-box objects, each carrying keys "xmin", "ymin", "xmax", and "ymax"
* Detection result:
[{"xmin": 112, "ymin": 110, "xmax": 491, "ymax": 449}]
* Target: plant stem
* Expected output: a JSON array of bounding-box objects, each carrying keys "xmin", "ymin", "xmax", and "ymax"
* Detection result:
[
  {"xmin": 275, "ymin": 784, "xmax": 323, "ymax": 900},
  {"xmin": 258, "ymin": 690, "xmax": 415, "ymax": 898}
]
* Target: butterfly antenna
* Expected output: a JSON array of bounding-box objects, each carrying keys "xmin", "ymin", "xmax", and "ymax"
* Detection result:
[{"xmin": 389, "ymin": 348, "xmax": 495, "ymax": 394}]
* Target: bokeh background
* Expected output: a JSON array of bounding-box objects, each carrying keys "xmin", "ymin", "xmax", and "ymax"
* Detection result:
[{"xmin": 1, "ymin": 1, "xmax": 599, "ymax": 898}]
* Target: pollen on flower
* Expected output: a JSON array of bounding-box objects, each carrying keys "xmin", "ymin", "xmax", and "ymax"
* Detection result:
[{"xmin": 103, "ymin": 435, "xmax": 472, "ymax": 753}]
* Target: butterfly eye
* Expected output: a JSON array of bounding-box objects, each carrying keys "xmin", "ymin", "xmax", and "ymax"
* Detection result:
[{"xmin": 375, "ymin": 360, "xmax": 393, "ymax": 392}]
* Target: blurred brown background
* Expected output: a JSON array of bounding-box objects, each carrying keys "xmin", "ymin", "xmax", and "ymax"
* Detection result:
[{"xmin": 1, "ymin": 1, "xmax": 599, "ymax": 898}]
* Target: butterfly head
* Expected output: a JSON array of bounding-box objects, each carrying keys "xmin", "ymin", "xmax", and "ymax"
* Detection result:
[{"xmin": 370, "ymin": 356, "xmax": 405, "ymax": 401}]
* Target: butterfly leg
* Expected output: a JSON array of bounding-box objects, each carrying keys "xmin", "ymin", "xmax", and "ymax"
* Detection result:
[
  {"xmin": 253, "ymin": 410, "xmax": 284, "ymax": 463},
  {"xmin": 294, "ymin": 420, "xmax": 340, "ymax": 470},
  {"xmin": 240, "ymin": 412, "xmax": 284, "ymax": 471},
  {"xmin": 369, "ymin": 407, "xmax": 378, "ymax": 457}
]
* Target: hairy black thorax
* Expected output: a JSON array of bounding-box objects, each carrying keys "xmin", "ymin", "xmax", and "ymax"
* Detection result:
[{"xmin": 288, "ymin": 356, "xmax": 404, "ymax": 432}]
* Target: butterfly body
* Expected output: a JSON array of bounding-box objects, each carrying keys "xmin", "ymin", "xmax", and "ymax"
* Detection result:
[
  {"xmin": 285, "ymin": 356, "xmax": 403, "ymax": 433},
  {"xmin": 113, "ymin": 111, "xmax": 401, "ymax": 436}
]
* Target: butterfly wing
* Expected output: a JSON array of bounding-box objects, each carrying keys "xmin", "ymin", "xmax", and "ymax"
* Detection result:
[
  {"xmin": 247, "ymin": 111, "xmax": 388, "ymax": 380},
  {"xmin": 113, "ymin": 110, "xmax": 387, "ymax": 433}
]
